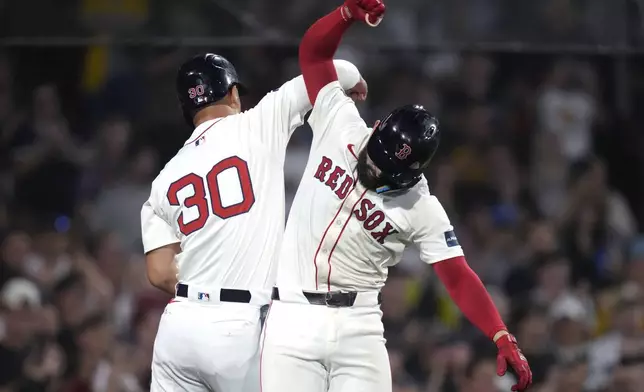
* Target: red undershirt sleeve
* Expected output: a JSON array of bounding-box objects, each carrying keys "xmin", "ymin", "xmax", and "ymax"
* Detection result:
[
  {"xmin": 299, "ymin": 7, "xmax": 353, "ymax": 104},
  {"xmin": 432, "ymin": 256, "xmax": 507, "ymax": 340}
]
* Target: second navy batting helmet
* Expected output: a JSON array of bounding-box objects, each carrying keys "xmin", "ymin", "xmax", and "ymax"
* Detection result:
[
  {"xmin": 176, "ymin": 53, "xmax": 248, "ymax": 127},
  {"xmin": 366, "ymin": 104, "xmax": 440, "ymax": 193}
]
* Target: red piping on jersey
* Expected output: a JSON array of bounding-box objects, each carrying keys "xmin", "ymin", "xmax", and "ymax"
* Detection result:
[
  {"xmin": 347, "ymin": 144, "xmax": 358, "ymax": 160},
  {"xmin": 183, "ymin": 118, "xmax": 222, "ymax": 146},
  {"xmin": 326, "ymin": 188, "xmax": 368, "ymax": 291},
  {"xmin": 312, "ymin": 186, "xmax": 357, "ymax": 290}
]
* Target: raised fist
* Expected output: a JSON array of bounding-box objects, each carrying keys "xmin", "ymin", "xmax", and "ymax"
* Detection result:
[{"xmin": 342, "ymin": 0, "xmax": 385, "ymax": 26}]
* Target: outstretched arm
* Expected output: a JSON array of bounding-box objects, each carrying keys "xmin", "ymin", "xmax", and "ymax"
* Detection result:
[
  {"xmin": 414, "ymin": 194, "xmax": 533, "ymax": 392},
  {"xmin": 432, "ymin": 258, "xmax": 532, "ymax": 391},
  {"xmin": 432, "ymin": 257, "xmax": 508, "ymax": 339},
  {"xmin": 299, "ymin": 0, "xmax": 385, "ymax": 104}
]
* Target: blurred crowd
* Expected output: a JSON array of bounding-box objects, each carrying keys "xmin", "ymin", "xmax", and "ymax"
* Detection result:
[{"xmin": 2, "ymin": 1, "xmax": 644, "ymax": 392}]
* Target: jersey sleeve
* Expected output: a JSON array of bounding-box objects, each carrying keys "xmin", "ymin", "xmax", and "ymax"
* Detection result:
[
  {"xmin": 252, "ymin": 60, "xmax": 362, "ymax": 150},
  {"xmin": 411, "ymin": 192, "xmax": 464, "ymax": 264},
  {"xmin": 307, "ymin": 81, "xmax": 366, "ymax": 145},
  {"xmin": 141, "ymin": 196, "xmax": 180, "ymax": 254}
]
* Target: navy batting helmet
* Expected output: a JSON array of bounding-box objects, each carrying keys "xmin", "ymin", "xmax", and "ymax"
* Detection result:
[
  {"xmin": 176, "ymin": 53, "xmax": 247, "ymax": 127},
  {"xmin": 366, "ymin": 104, "xmax": 440, "ymax": 193}
]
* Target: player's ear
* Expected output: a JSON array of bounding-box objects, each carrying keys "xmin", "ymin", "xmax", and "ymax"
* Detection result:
[{"xmin": 229, "ymin": 86, "xmax": 242, "ymax": 112}]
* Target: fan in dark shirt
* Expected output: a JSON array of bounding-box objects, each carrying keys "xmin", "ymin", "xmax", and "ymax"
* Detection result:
[{"xmin": 9, "ymin": 84, "xmax": 90, "ymax": 218}]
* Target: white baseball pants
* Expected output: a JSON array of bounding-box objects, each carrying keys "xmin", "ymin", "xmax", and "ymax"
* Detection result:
[
  {"xmin": 260, "ymin": 292, "xmax": 392, "ymax": 392},
  {"xmin": 150, "ymin": 300, "xmax": 263, "ymax": 392}
]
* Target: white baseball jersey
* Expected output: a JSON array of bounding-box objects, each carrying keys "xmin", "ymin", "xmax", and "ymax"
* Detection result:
[
  {"xmin": 141, "ymin": 62, "xmax": 361, "ymax": 295},
  {"xmin": 277, "ymin": 81, "xmax": 464, "ymax": 292}
]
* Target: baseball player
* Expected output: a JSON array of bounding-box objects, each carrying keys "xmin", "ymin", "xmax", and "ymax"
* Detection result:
[
  {"xmin": 140, "ymin": 54, "xmax": 366, "ymax": 391},
  {"xmin": 260, "ymin": 1, "xmax": 533, "ymax": 392}
]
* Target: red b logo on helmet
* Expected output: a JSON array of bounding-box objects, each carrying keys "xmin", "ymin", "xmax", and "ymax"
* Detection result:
[{"xmin": 395, "ymin": 144, "xmax": 412, "ymax": 160}]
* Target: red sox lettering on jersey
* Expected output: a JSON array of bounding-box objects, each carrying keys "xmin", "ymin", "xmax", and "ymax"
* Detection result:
[
  {"xmin": 276, "ymin": 81, "xmax": 464, "ymax": 293},
  {"xmin": 313, "ymin": 156, "xmax": 399, "ymax": 244}
]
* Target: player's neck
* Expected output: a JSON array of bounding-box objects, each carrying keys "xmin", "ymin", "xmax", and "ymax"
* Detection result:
[{"xmin": 193, "ymin": 105, "xmax": 237, "ymax": 127}]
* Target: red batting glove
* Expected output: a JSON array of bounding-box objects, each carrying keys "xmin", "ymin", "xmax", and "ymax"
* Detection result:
[
  {"xmin": 495, "ymin": 334, "xmax": 533, "ymax": 391},
  {"xmin": 341, "ymin": 0, "xmax": 386, "ymax": 26}
]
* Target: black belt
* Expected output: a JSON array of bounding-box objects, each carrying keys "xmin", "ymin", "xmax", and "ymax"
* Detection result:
[
  {"xmin": 176, "ymin": 283, "xmax": 252, "ymax": 303},
  {"xmin": 271, "ymin": 287, "xmax": 381, "ymax": 307}
]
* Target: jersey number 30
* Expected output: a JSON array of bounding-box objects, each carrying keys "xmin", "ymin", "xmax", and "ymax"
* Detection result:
[{"xmin": 166, "ymin": 156, "xmax": 255, "ymax": 235}]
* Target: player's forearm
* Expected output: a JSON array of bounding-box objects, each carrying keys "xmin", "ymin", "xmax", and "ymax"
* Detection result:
[
  {"xmin": 432, "ymin": 256, "xmax": 507, "ymax": 340},
  {"xmin": 299, "ymin": 6, "xmax": 353, "ymax": 103},
  {"xmin": 150, "ymin": 274, "xmax": 177, "ymax": 296},
  {"xmin": 148, "ymin": 267, "xmax": 177, "ymax": 296},
  {"xmin": 145, "ymin": 246, "xmax": 179, "ymax": 296}
]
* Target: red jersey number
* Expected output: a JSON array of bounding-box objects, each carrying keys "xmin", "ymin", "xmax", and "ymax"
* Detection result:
[{"xmin": 166, "ymin": 156, "xmax": 255, "ymax": 236}]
